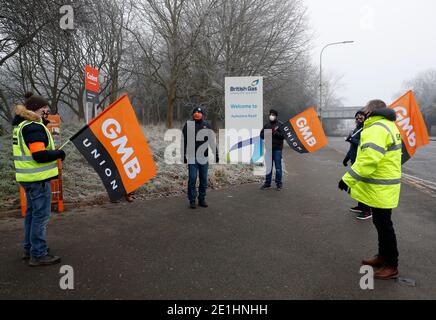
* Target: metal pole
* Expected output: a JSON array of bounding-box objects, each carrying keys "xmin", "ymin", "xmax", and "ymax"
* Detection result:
[
  {"xmin": 85, "ymin": 101, "xmax": 89, "ymax": 124},
  {"xmin": 59, "ymin": 140, "xmax": 72, "ymax": 150},
  {"xmin": 319, "ymin": 41, "xmax": 355, "ymax": 126}
]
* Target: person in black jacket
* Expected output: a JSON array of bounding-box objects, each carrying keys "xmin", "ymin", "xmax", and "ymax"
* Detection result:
[
  {"xmin": 260, "ymin": 109, "xmax": 285, "ymax": 191},
  {"xmin": 343, "ymin": 110, "xmax": 372, "ymax": 220},
  {"xmin": 182, "ymin": 107, "xmax": 218, "ymax": 209}
]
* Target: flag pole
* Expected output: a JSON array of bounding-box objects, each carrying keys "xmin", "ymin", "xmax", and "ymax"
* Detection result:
[
  {"xmin": 59, "ymin": 140, "xmax": 72, "ymax": 150},
  {"xmin": 351, "ymin": 128, "xmax": 363, "ymax": 138}
]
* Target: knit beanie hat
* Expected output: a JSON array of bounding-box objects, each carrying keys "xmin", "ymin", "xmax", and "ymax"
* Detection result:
[
  {"xmin": 24, "ymin": 92, "xmax": 49, "ymax": 112},
  {"xmin": 192, "ymin": 106, "xmax": 204, "ymax": 115},
  {"xmin": 270, "ymin": 109, "xmax": 279, "ymax": 117}
]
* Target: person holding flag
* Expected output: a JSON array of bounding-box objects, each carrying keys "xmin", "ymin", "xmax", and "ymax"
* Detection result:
[
  {"xmin": 260, "ymin": 109, "xmax": 285, "ymax": 191},
  {"xmin": 12, "ymin": 93, "xmax": 66, "ymax": 267},
  {"xmin": 343, "ymin": 110, "xmax": 372, "ymax": 220},
  {"xmin": 338, "ymin": 99, "xmax": 402, "ymax": 280}
]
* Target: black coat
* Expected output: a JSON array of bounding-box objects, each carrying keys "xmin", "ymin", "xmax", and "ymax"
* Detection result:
[
  {"xmin": 182, "ymin": 120, "xmax": 218, "ymax": 164},
  {"xmin": 346, "ymin": 124, "xmax": 363, "ymax": 164},
  {"xmin": 260, "ymin": 120, "xmax": 285, "ymax": 151}
]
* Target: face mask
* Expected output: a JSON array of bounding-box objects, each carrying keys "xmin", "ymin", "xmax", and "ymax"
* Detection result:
[
  {"xmin": 40, "ymin": 108, "xmax": 50, "ymax": 120},
  {"xmin": 193, "ymin": 112, "xmax": 203, "ymax": 121},
  {"xmin": 269, "ymin": 115, "xmax": 277, "ymax": 122}
]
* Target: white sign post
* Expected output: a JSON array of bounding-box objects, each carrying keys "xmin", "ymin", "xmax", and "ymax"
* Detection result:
[{"xmin": 225, "ymin": 77, "xmax": 264, "ymax": 163}]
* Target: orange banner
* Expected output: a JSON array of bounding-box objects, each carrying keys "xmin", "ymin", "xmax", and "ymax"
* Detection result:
[
  {"xmin": 71, "ymin": 95, "xmax": 156, "ymax": 201},
  {"xmin": 281, "ymin": 107, "xmax": 328, "ymax": 153},
  {"xmin": 389, "ymin": 91, "xmax": 430, "ymax": 160}
]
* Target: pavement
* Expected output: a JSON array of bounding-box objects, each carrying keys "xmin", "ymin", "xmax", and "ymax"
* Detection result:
[{"xmin": 1, "ymin": 146, "xmax": 436, "ymax": 300}]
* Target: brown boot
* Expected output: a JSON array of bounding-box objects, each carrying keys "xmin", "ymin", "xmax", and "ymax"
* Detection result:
[
  {"xmin": 374, "ymin": 266, "xmax": 399, "ymax": 280},
  {"xmin": 125, "ymin": 193, "xmax": 134, "ymax": 203},
  {"xmin": 362, "ymin": 255, "xmax": 385, "ymax": 268}
]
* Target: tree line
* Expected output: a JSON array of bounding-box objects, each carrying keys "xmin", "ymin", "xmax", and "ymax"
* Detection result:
[{"xmin": 0, "ymin": 0, "xmax": 343, "ymax": 132}]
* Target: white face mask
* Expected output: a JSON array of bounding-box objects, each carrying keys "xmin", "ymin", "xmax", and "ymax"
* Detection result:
[{"xmin": 269, "ymin": 115, "xmax": 277, "ymax": 122}]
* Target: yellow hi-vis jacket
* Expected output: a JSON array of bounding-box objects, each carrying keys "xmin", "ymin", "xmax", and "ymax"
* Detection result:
[
  {"xmin": 342, "ymin": 109, "xmax": 402, "ymax": 209},
  {"xmin": 13, "ymin": 120, "xmax": 59, "ymax": 183}
]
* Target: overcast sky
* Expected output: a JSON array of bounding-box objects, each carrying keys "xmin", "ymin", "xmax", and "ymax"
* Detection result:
[{"xmin": 305, "ymin": 0, "xmax": 436, "ymax": 107}]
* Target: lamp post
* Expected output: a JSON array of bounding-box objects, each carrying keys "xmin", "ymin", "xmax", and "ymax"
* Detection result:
[{"xmin": 319, "ymin": 41, "xmax": 354, "ymax": 124}]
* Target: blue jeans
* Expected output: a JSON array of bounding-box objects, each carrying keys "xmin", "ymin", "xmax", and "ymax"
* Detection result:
[
  {"xmin": 188, "ymin": 163, "xmax": 209, "ymax": 202},
  {"xmin": 265, "ymin": 149, "xmax": 283, "ymax": 187},
  {"xmin": 21, "ymin": 182, "xmax": 52, "ymax": 258}
]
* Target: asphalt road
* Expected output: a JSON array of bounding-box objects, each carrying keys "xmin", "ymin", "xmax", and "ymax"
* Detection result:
[
  {"xmin": 1, "ymin": 147, "xmax": 436, "ymax": 300},
  {"xmin": 329, "ymin": 137, "xmax": 436, "ymax": 187}
]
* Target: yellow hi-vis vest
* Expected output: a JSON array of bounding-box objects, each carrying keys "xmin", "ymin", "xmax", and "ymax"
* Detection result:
[
  {"xmin": 13, "ymin": 120, "xmax": 59, "ymax": 183},
  {"xmin": 342, "ymin": 115, "xmax": 403, "ymax": 209}
]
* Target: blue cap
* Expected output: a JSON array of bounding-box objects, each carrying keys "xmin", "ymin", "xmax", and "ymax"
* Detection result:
[{"xmin": 192, "ymin": 107, "xmax": 204, "ymax": 115}]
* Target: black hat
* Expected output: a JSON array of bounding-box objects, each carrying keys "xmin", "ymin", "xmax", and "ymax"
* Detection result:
[
  {"xmin": 192, "ymin": 106, "xmax": 204, "ymax": 115},
  {"xmin": 24, "ymin": 92, "xmax": 49, "ymax": 112},
  {"xmin": 355, "ymin": 110, "xmax": 365, "ymax": 117},
  {"xmin": 269, "ymin": 109, "xmax": 278, "ymax": 116}
]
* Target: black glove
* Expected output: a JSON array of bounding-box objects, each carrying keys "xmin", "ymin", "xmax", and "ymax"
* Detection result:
[
  {"xmin": 57, "ymin": 150, "xmax": 66, "ymax": 162},
  {"xmin": 343, "ymin": 156, "xmax": 350, "ymax": 167},
  {"xmin": 338, "ymin": 179, "xmax": 349, "ymax": 192}
]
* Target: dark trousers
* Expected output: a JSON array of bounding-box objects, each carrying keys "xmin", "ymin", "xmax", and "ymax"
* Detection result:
[
  {"xmin": 358, "ymin": 202, "xmax": 371, "ymax": 210},
  {"xmin": 372, "ymin": 208, "xmax": 399, "ymax": 268},
  {"xmin": 188, "ymin": 163, "xmax": 209, "ymax": 202},
  {"xmin": 265, "ymin": 149, "xmax": 283, "ymax": 187},
  {"xmin": 21, "ymin": 181, "xmax": 52, "ymax": 258}
]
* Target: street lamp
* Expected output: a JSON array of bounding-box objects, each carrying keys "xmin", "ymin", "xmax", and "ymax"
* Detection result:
[{"xmin": 319, "ymin": 41, "xmax": 354, "ymax": 123}]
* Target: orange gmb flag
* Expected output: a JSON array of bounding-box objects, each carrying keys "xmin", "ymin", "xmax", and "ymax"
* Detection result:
[
  {"xmin": 70, "ymin": 95, "xmax": 157, "ymax": 202},
  {"xmin": 280, "ymin": 107, "xmax": 329, "ymax": 153},
  {"xmin": 389, "ymin": 91, "xmax": 430, "ymax": 163}
]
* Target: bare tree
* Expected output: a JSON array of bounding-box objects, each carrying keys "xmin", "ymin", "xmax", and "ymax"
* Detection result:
[
  {"xmin": 402, "ymin": 69, "xmax": 436, "ymax": 130},
  {"xmin": 127, "ymin": 0, "xmax": 219, "ymax": 128}
]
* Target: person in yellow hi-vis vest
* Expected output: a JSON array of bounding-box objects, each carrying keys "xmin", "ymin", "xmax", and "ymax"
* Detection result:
[
  {"xmin": 12, "ymin": 92, "xmax": 66, "ymax": 267},
  {"xmin": 338, "ymin": 99, "xmax": 402, "ymax": 280}
]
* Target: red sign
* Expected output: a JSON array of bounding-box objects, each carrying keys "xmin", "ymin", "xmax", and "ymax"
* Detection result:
[{"xmin": 85, "ymin": 65, "xmax": 100, "ymax": 93}]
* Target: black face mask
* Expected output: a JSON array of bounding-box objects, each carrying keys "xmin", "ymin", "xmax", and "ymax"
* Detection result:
[{"xmin": 42, "ymin": 110, "xmax": 51, "ymax": 119}]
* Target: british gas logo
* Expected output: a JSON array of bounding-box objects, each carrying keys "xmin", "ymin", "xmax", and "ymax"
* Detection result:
[{"xmin": 230, "ymin": 79, "xmax": 260, "ymax": 93}]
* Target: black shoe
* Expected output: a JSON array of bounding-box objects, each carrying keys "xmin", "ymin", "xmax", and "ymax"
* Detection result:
[
  {"xmin": 23, "ymin": 247, "xmax": 50, "ymax": 261},
  {"xmin": 350, "ymin": 206, "xmax": 363, "ymax": 213},
  {"xmin": 356, "ymin": 211, "xmax": 373, "ymax": 221},
  {"xmin": 276, "ymin": 185, "xmax": 283, "ymax": 191},
  {"xmin": 22, "ymin": 251, "xmax": 30, "ymax": 261},
  {"xmin": 190, "ymin": 202, "xmax": 197, "ymax": 209},
  {"xmin": 29, "ymin": 254, "xmax": 61, "ymax": 267},
  {"xmin": 199, "ymin": 200, "xmax": 209, "ymax": 208},
  {"xmin": 260, "ymin": 184, "xmax": 271, "ymax": 190}
]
